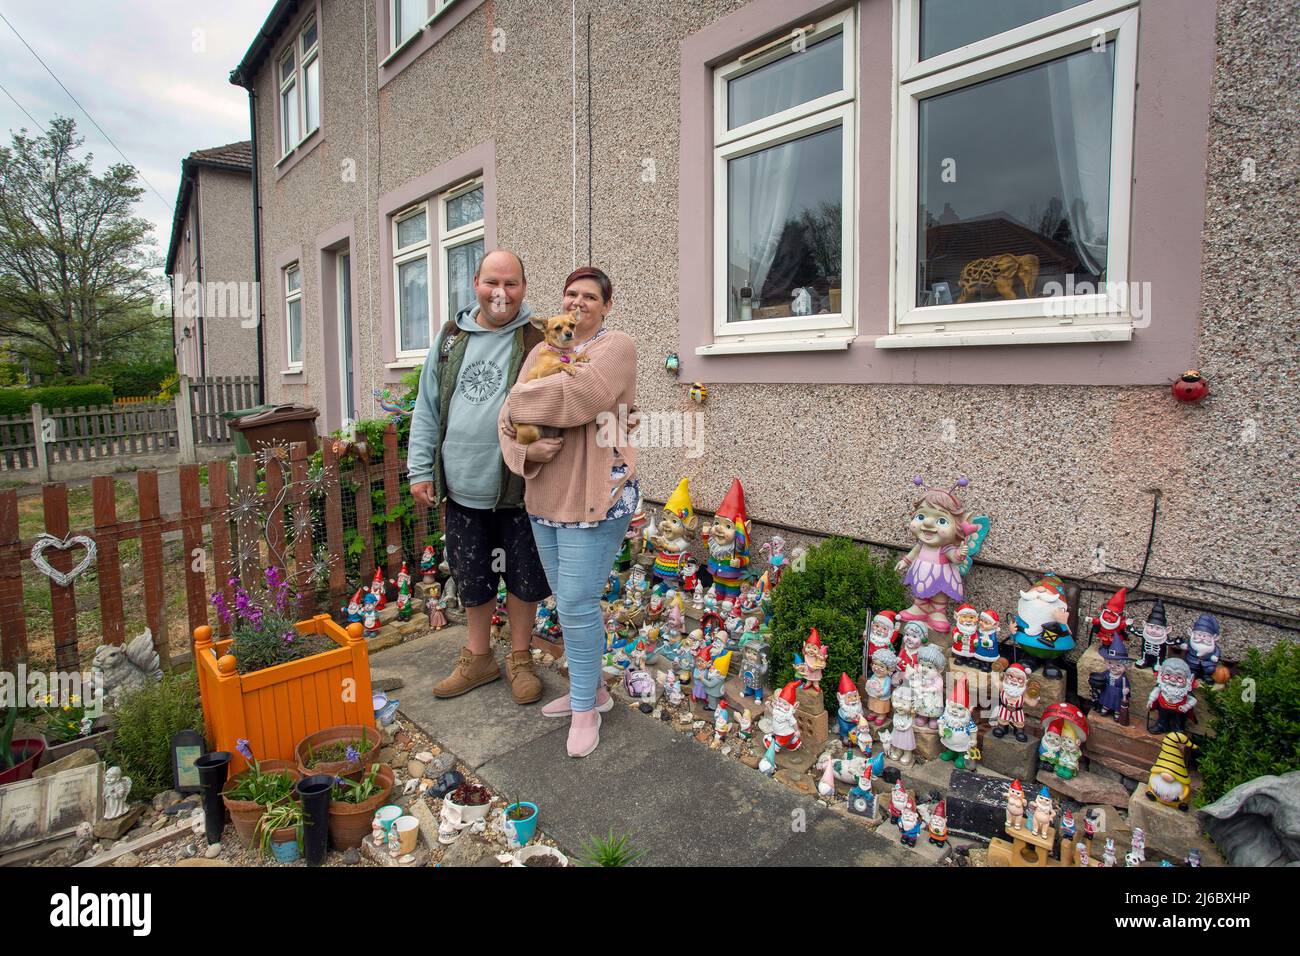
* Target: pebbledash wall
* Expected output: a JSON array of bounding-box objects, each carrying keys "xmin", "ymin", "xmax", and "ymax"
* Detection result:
[{"xmin": 242, "ymin": 0, "xmax": 1299, "ymax": 656}]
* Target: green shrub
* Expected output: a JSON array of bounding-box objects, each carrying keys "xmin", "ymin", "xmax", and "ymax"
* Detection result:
[
  {"xmin": 1196, "ymin": 641, "xmax": 1300, "ymax": 806},
  {"xmin": 0, "ymin": 384, "xmax": 114, "ymax": 415},
  {"xmin": 769, "ymin": 536, "xmax": 908, "ymax": 713},
  {"xmin": 106, "ymin": 669, "xmax": 204, "ymax": 800},
  {"xmin": 102, "ymin": 360, "xmax": 176, "ymax": 397}
]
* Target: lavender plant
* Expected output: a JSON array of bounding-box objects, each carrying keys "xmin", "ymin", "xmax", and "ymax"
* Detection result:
[{"xmin": 211, "ymin": 568, "xmax": 334, "ymax": 674}]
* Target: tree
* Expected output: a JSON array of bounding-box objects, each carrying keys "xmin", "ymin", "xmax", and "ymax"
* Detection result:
[{"xmin": 0, "ymin": 116, "xmax": 164, "ymax": 379}]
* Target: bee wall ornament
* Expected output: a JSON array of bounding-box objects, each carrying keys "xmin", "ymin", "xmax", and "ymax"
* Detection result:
[{"xmin": 689, "ymin": 382, "xmax": 708, "ymax": 404}]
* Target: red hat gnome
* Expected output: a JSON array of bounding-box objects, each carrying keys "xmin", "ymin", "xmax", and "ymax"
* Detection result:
[
  {"xmin": 1087, "ymin": 587, "xmax": 1132, "ymax": 648},
  {"xmin": 938, "ymin": 672, "xmax": 978, "ymax": 770},
  {"xmin": 762, "ymin": 681, "xmax": 802, "ymax": 753},
  {"xmin": 704, "ymin": 478, "xmax": 750, "ymax": 601},
  {"xmin": 835, "ymin": 672, "xmax": 863, "ymax": 744}
]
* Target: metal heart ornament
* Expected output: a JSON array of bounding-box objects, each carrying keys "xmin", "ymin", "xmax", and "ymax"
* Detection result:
[{"xmin": 30, "ymin": 533, "xmax": 97, "ymax": 588}]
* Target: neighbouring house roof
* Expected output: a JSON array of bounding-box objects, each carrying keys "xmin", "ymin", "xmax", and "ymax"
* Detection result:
[
  {"xmin": 229, "ymin": 0, "xmax": 305, "ymax": 90},
  {"xmin": 164, "ymin": 141, "xmax": 253, "ymax": 276}
]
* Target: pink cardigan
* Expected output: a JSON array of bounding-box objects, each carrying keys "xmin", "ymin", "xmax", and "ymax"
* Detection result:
[{"xmin": 497, "ymin": 329, "xmax": 638, "ymax": 524}]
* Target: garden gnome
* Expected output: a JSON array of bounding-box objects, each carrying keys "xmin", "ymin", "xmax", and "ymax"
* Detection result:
[
  {"xmin": 795, "ymin": 628, "xmax": 828, "ymax": 692},
  {"xmin": 1184, "ymin": 612, "xmax": 1222, "ymax": 683},
  {"xmin": 712, "ymin": 702, "xmax": 733, "ymax": 746},
  {"xmin": 371, "ymin": 814, "xmax": 386, "ymax": 847},
  {"xmin": 927, "ymin": 799, "xmax": 949, "ymax": 848},
  {"xmin": 1135, "ymin": 599, "xmax": 1170, "ymax": 670},
  {"xmin": 950, "ymin": 603, "xmax": 980, "ymax": 663},
  {"xmin": 1146, "ymin": 732, "xmax": 1197, "ymax": 811},
  {"xmin": 345, "ymin": 588, "xmax": 364, "ymax": 625},
  {"xmin": 427, "ymin": 583, "xmax": 448, "ymax": 630},
  {"xmin": 763, "ymin": 681, "xmax": 803, "ymax": 753},
  {"xmin": 1030, "ymin": 785, "xmax": 1055, "ymax": 839},
  {"xmin": 692, "ymin": 580, "xmax": 704, "ymax": 610},
  {"xmin": 898, "ymin": 795, "xmax": 922, "ymax": 848},
  {"xmin": 702, "ymin": 478, "xmax": 750, "ymax": 601},
  {"xmin": 737, "ymin": 707, "xmax": 753, "ymax": 740},
  {"xmin": 913, "ymin": 643, "xmax": 947, "ymax": 729},
  {"xmin": 973, "ymin": 609, "xmax": 1001, "ymax": 671},
  {"xmin": 1091, "ymin": 634, "xmax": 1132, "ymax": 722},
  {"xmin": 420, "ymin": 544, "xmax": 436, "ymax": 582},
  {"xmin": 1147, "ymin": 656, "xmax": 1197, "ymax": 733},
  {"xmin": 758, "ymin": 737, "xmax": 779, "ymax": 775},
  {"xmin": 1005, "ymin": 779, "xmax": 1027, "ymax": 831},
  {"xmin": 681, "ymin": 556, "xmax": 700, "ymax": 595},
  {"xmin": 888, "ymin": 683, "xmax": 917, "ymax": 766},
  {"xmin": 991, "ymin": 662, "xmax": 1030, "ymax": 742},
  {"xmin": 1102, "ymin": 838, "xmax": 1117, "ymax": 868},
  {"xmin": 1130, "ymin": 827, "xmax": 1146, "ymax": 862},
  {"xmin": 896, "ymin": 620, "xmax": 927, "ymax": 679},
  {"xmin": 369, "ymin": 566, "xmax": 387, "ymax": 610},
  {"xmin": 740, "ymin": 637, "xmax": 770, "ymax": 703},
  {"xmin": 1077, "ymin": 842, "xmax": 1091, "ymax": 867},
  {"xmin": 1060, "ymin": 810, "xmax": 1075, "ymax": 843},
  {"xmin": 866, "ymin": 609, "xmax": 899, "ymax": 663},
  {"xmin": 661, "ymin": 669, "xmax": 683, "ymax": 707},
  {"xmin": 895, "ymin": 475, "xmax": 989, "ymax": 635},
  {"xmin": 362, "ymin": 592, "xmax": 380, "ymax": 637},
  {"xmin": 396, "ymin": 560, "xmax": 411, "ymax": 594},
  {"xmin": 700, "ymin": 652, "xmax": 732, "ymax": 710},
  {"xmin": 1038, "ymin": 726, "xmax": 1063, "ymax": 773},
  {"xmin": 865, "ymin": 648, "xmax": 896, "ymax": 727},
  {"xmin": 889, "ymin": 780, "xmax": 909, "ymax": 826},
  {"xmin": 1086, "ymin": 587, "xmax": 1131, "ymax": 649},
  {"xmin": 649, "ymin": 478, "xmax": 698, "ymax": 589},
  {"xmin": 938, "ymin": 673, "xmax": 978, "ymax": 769},
  {"xmin": 760, "ymin": 534, "xmax": 789, "ymax": 584},
  {"xmin": 1056, "ymin": 722, "xmax": 1082, "ymax": 779},
  {"xmin": 395, "ymin": 576, "xmax": 413, "ymax": 622},
  {"xmin": 691, "ymin": 645, "xmax": 711, "ymax": 705},
  {"xmin": 835, "ymin": 672, "xmax": 863, "ymax": 743},
  {"xmin": 847, "ymin": 769, "xmax": 876, "ymax": 818},
  {"xmin": 1012, "ymin": 573, "xmax": 1074, "ymax": 678},
  {"xmin": 103, "ymin": 766, "xmax": 131, "ymax": 820}
]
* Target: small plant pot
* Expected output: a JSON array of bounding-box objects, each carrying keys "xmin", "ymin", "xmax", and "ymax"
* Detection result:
[
  {"xmin": 444, "ymin": 797, "xmax": 491, "ymax": 825},
  {"xmin": 268, "ymin": 826, "xmax": 301, "ymax": 863},
  {"xmin": 327, "ymin": 764, "xmax": 395, "ymax": 849},
  {"xmin": 221, "ymin": 760, "xmax": 302, "ymax": 849},
  {"xmin": 41, "ymin": 723, "xmax": 115, "ymax": 767},
  {"xmin": 295, "ymin": 724, "xmax": 381, "ymax": 782},
  {"xmin": 514, "ymin": 844, "xmax": 567, "ymax": 867},
  {"xmin": 503, "ymin": 802, "xmax": 539, "ymax": 848},
  {"xmin": 0, "ymin": 738, "xmax": 47, "ymax": 785}
]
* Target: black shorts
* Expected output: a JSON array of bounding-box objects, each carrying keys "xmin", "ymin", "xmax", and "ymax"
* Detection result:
[{"xmin": 443, "ymin": 497, "xmax": 551, "ymax": 607}]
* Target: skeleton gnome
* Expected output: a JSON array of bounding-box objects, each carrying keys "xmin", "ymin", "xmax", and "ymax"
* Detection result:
[{"xmin": 1135, "ymin": 599, "xmax": 1171, "ymax": 670}]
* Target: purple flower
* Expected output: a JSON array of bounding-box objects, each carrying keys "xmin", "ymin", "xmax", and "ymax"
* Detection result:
[
  {"xmin": 345, "ymin": 745, "xmax": 360, "ymax": 763},
  {"xmin": 236, "ymin": 738, "xmax": 253, "ymax": 761},
  {"xmin": 210, "ymin": 591, "xmax": 231, "ymax": 625},
  {"xmin": 282, "ymin": 629, "xmax": 296, "ymax": 643}
]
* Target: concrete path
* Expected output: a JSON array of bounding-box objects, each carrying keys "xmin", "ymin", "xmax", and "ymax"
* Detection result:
[{"xmin": 371, "ymin": 625, "xmax": 927, "ymax": 867}]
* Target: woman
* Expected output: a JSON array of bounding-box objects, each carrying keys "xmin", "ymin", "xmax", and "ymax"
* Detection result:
[{"xmin": 498, "ymin": 266, "xmax": 638, "ymax": 757}]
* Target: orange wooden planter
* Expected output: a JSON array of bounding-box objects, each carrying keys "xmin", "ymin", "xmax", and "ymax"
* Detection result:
[{"xmin": 195, "ymin": 615, "xmax": 376, "ymax": 777}]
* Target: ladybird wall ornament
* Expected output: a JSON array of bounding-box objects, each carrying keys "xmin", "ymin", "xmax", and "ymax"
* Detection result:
[
  {"xmin": 689, "ymin": 382, "xmax": 708, "ymax": 404},
  {"xmin": 1172, "ymin": 370, "xmax": 1209, "ymax": 403}
]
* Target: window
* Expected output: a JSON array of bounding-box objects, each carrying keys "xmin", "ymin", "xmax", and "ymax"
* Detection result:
[
  {"xmin": 391, "ymin": 0, "xmax": 426, "ymax": 51},
  {"xmin": 711, "ymin": 9, "xmax": 856, "ymax": 345},
  {"xmin": 278, "ymin": 15, "xmax": 321, "ymax": 158},
  {"xmin": 391, "ymin": 178, "xmax": 485, "ymax": 359},
  {"xmin": 285, "ymin": 264, "xmax": 303, "ymax": 367},
  {"xmin": 889, "ymin": 0, "xmax": 1140, "ymax": 344}
]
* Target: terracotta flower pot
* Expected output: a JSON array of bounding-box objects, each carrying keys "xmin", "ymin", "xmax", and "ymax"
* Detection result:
[
  {"xmin": 327, "ymin": 764, "xmax": 395, "ymax": 849},
  {"xmin": 221, "ymin": 760, "xmax": 302, "ymax": 848},
  {"xmin": 295, "ymin": 724, "xmax": 381, "ymax": 782},
  {"xmin": 0, "ymin": 738, "xmax": 47, "ymax": 785}
]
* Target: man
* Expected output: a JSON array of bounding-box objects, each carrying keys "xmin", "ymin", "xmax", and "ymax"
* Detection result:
[{"xmin": 408, "ymin": 250, "xmax": 560, "ymax": 704}]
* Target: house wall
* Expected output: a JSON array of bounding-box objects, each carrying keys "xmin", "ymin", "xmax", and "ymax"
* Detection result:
[
  {"xmin": 172, "ymin": 201, "xmax": 201, "ymax": 377},
  {"xmin": 196, "ymin": 167, "xmax": 259, "ymax": 378},
  {"xmin": 251, "ymin": 0, "xmax": 1299, "ymax": 655}
]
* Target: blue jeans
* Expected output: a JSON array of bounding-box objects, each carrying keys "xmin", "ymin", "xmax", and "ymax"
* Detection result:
[{"xmin": 528, "ymin": 515, "xmax": 632, "ymax": 711}]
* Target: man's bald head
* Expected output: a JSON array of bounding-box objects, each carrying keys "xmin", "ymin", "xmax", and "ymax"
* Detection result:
[
  {"xmin": 474, "ymin": 249, "xmax": 526, "ymax": 284},
  {"xmin": 472, "ymin": 248, "xmax": 528, "ymax": 327}
]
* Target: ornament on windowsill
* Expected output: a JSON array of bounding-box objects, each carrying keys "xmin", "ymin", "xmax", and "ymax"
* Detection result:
[{"xmin": 689, "ymin": 383, "xmax": 708, "ymax": 404}]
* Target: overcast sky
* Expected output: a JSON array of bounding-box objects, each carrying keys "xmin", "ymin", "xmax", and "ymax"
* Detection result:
[{"xmin": 0, "ymin": 0, "xmax": 271, "ymax": 254}]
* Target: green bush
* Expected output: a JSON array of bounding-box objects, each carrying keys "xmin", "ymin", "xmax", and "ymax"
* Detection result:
[
  {"xmin": 0, "ymin": 383, "xmax": 114, "ymax": 415},
  {"xmin": 769, "ymin": 536, "xmax": 909, "ymax": 713},
  {"xmin": 1196, "ymin": 641, "xmax": 1300, "ymax": 806},
  {"xmin": 102, "ymin": 360, "xmax": 176, "ymax": 397},
  {"xmin": 106, "ymin": 669, "xmax": 204, "ymax": 800}
]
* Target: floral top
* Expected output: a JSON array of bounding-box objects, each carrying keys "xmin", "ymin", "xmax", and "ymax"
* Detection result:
[{"xmin": 530, "ymin": 327, "xmax": 639, "ymax": 529}]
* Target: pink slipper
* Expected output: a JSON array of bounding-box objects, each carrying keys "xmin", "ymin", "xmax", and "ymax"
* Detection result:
[
  {"xmin": 567, "ymin": 710, "xmax": 602, "ymax": 758},
  {"xmin": 542, "ymin": 688, "xmax": 614, "ymax": 718}
]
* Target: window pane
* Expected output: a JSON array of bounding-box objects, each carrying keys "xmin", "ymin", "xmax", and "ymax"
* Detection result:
[
  {"xmin": 726, "ymin": 124, "xmax": 843, "ymax": 323},
  {"xmin": 280, "ymin": 52, "xmax": 295, "ymax": 85},
  {"xmin": 915, "ymin": 45, "xmax": 1115, "ymax": 308},
  {"xmin": 445, "ymin": 186, "xmax": 484, "ymax": 231},
  {"xmin": 396, "ymin": 0, "xmax": 425, "ymax": 46},
  {"xmin": 728, "ymin": 31, "xmax": 843, "ymax": 130},
  {"xmin": 919, "ymin": 0, "xmax": 1090, "ymax": 59},
  {"xmin": 287, "ymin": 299, "xmax": 302, "ymax": 363},
  {"xmin": 396, "ymin": 209, "xmax": 427, "ymax": 248},
  {"xmin": 286, "ymin": 267, "xmax": 301, "ymax": 293},
  {"xmin": 304, "ymin": 57, "xmax": 320, "ymax": 134},
  {"xmin": 281, "ymin": 82, "xmax": 299, "ymax": 148},
  {"xmin": 446, "ymin": 238, "xmax": 484, "ymax": 318},
  {"xmin": 301, "ymin": 18, "xmax": 318, "ymax": 52},
  {"xmin": 398, "ymin": 257, "xmax": 430, "ymax": 351}
]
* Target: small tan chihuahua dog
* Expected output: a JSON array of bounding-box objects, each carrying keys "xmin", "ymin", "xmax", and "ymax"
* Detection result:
[{"xmin": 513, "ymin": 312, "xmax": 589, "ymax": 445}]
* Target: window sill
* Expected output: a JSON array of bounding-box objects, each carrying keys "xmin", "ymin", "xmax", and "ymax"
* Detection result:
[
  {"xmin": 874, "ymin": 325, "xmax": 1134, "ymax": 349},
  {"xmin": 274, "ymin": 128, "xmax": 322, "ymax": 179},
  {"xmin": 381, "ymin": 29, "xmax": 425, "ymax": 67},
  {"xmin": 695, "ymin": 336, "xmax": 855, "ymax": 356},
  {"xmin": 280, "ymin": 368, "xmax": 306, "ymax": 379},
  {"xmin": 385, "ymin": 358, "xmax": 425, "ymax": 370}
]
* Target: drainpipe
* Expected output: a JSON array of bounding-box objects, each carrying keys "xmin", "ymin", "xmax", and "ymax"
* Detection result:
[
  {"xmin": 192, "ymin": 173, "xmax": 208, "ymax": 379},
  {"xmin": 240, "ymin": 81, "xmax": 267, "ymax": 405}
]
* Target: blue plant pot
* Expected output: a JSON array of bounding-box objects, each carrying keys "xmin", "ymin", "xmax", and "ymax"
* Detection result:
[
  {"xmin": 270, "ymin": 833, "xmax": 301, "ymax": 863},
  {"xmin": 504, "ymin": 802, "xmax": 539, "ymax": 848}
]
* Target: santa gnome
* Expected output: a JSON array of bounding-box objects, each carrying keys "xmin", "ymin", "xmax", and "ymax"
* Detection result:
[
  {"xmin": 835, "ymin": 672, "xmax": 863, "ymax": 743},
  {"xmin": 889, "ymin": 780, "xmax": 909, "ymax": 825},
  {"xmin": 950, "ymin": 603, "xmax": 979, "ymax": 661},
  {"xmin": 368, "ymin": 566, "xmax": 387, "ymax": 610},
  {"xmin": 867, "ymin": 609, "xmax": 899, "ymax": 659},
  {"xmin": 1086, "ymin": 587, "xmax": 1131, "ymax": 648},
  {"xmin": 991, "ymin": 662, "xmax": 1031, "ymax": 742},
  {"xmin": 762, "ymin": 681, "xmax": 803, "ymax": 753}
]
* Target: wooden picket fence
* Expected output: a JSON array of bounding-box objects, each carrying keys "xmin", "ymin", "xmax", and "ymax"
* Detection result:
[
  {"xmin": 0, "ymin": 423, "xmax": 430, "ymax": 671},
  {"xmin": 188, "ymin": 375, "xmax": 260, "ymax": 445}
]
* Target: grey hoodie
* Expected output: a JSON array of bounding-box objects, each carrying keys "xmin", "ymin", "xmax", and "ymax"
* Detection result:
[{"xmin": 406, "ymin": 301, "xmax": 535, "ymax": 509}]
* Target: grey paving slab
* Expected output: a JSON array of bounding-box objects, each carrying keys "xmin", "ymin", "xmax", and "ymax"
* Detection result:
[
  {"xmin": 761, "ymin": 811, "xmax": 929, "ymax": 867},
  {"xmin": 368, "ymin": 626, "xmax": 571, "ymax": 769}
]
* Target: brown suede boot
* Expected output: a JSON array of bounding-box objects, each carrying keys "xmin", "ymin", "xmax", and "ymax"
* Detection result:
[
  {"xmin": 505, "ymin": 649, "xmax": 542, "ymax": 705},
  {"xmin": 433, "ymin": 648, "xmax": 500, "ymax": 698}
]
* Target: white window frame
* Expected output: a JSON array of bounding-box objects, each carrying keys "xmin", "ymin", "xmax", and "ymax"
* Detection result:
[
  {"xmin": 709, "ymin": 7, "xmax": 857, "ymax": 348},
  {"xmin": 278, "ymin": 48, "xmax": 298, "ymax": 158},
  {"xmin": 300, "ymin": 16, "xmax": 321, "ymax": 138},
  {"xmin": 392, "ymin": 203, "xmax": 433, "ymax": 361},
  {"xmin": 285, "ymin": 264, "xmax": 303, "ymax": 368},
  {"xmin": 278, "ymin": 16, "xmax": 321, "ymax": 159},
  {"xmin": 438, "ymin": 178, "xmax": 485, "ymax": 330},
  {"xmin": 885, "ymin": 0, "xmax": 1140, "ymax": 347},
  {"xmin": 390, "ymin": 0, "xmax": 427, "ymax": 54}
]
